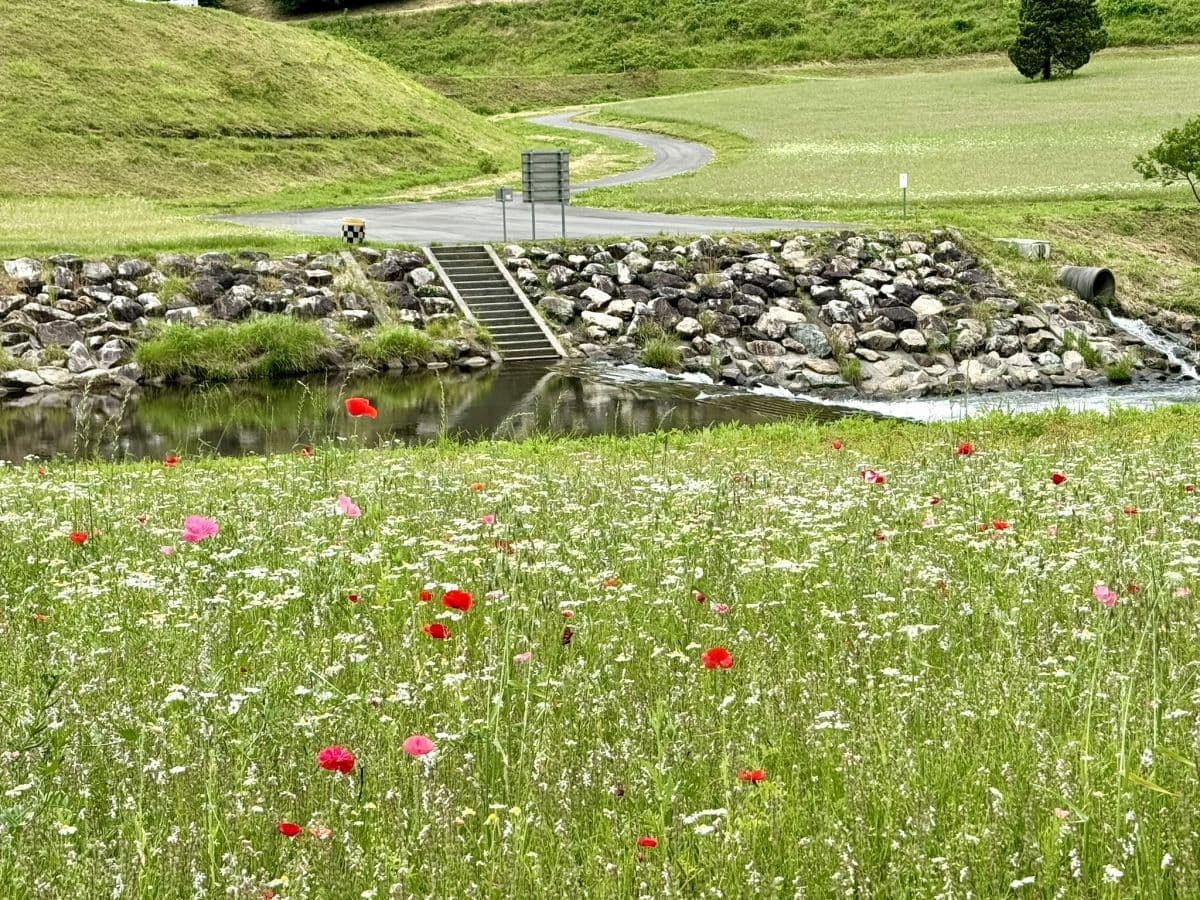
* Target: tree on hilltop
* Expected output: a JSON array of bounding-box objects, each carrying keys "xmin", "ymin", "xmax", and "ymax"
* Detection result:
[{"xmin": 1009, "ymin": 0, "xmax": 1107, "ymax": 80}]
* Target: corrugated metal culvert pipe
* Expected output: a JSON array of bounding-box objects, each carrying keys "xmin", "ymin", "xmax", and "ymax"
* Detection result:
[{"xmin": 1057, "ymin": 266, "xmax": 1116, "ymax": 301}]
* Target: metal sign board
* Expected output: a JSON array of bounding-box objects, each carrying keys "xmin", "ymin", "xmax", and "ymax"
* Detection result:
[
  {"xmin": 521, "ymin": 150, "xmax": 570, "ymax": 204},
  {"xmin": 495, "ymin": 187, "xmax": 514, "ymax": 202}
]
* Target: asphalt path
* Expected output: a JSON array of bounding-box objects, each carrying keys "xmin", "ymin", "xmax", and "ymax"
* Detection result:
[{"xmin": 224, "ymin": 113, "xmax": 844, "ymax": 244}]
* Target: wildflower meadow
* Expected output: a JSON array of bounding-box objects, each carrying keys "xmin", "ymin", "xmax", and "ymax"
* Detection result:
[{"xmin": 4, "ymin": 405, "xmax": 1200, "ymax": 898}]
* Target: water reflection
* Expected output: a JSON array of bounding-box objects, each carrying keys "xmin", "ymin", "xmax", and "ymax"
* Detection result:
[{"xmin": 0, "ymin": 365, "xmax": 843, "ymax": 463}]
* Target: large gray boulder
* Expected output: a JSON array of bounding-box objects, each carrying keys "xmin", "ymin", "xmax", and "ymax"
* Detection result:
[
  {"xmin": 787, "ymin": 323, "xmax": 832, "ymax": 358},
  {"xmin": 36, "ymin": 320, "xmax": 85, "ymax": 347}
]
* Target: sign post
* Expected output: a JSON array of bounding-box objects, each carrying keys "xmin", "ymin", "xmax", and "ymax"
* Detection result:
[
  {"xmin": 899, "ymin": 173, "xmax": 909, "ymax": 221},
  {"xmin": 494, "ymin": 187, "xmax": 513, "ymax": 242},
  {"xmin": 521, "ymin": 150, "xmax": 570, "ymax": 243}
]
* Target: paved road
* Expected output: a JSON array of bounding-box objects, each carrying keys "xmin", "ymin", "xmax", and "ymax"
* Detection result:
[{"xmin": 224, "ymin": 114, "xmax": 843, "ymax": 244}]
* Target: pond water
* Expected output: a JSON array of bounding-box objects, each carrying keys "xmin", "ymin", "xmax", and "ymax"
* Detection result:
[{"xmin": 2, "ymin": 363, "xmax": 1197, "ymax": 464}]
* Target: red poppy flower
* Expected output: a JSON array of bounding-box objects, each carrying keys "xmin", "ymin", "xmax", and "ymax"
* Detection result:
[
  {"xmin": 992, "ymin": 520, "xmax": 1010, "ymax": 531},
  {"xmin": 637, "ymin": 837, "xmax": 657, "ymax": 849},
  {"xmin": 316, "ymin": 745, "xmax": 355, "ymax": 774},
  {"xmin": 561, "ymin": 610, "xmax": 575, "ymax": 619},
  {"xmin": 348, "ymin": 593, "xmax": 360, "ymax": 604},
  {"xmin": 832, "ymin": 440, "xmax": 843, "ymax": 451},
  {"xmin": 37, "ymin": 467, "xmax": 47, "ymax": 477},
  {"xmin": 1124, "ymin": 506, "xmax": 1138, "ymax": 516},
  {"xmin": 69, "ymin": 531, "xmax": 89, "ymax": 544},
  {"xmin": 418, "ymin": 590, "xmax": 432, "ymax": 603},
  {"xmin": 861, "ymin": 469, "xmax": 885, "ymax": 485},
  {"xmin": 956, "ymin": 442, "xmax": 974, "ymax": 457},
  {"xmin": 874, "ymin": 530, "xmax": 885, "ymax": 542},
  {"xmin": 277, "ymin": 822, "xmax": 302, "ymax": 837},
  {"xmin": 737, "ymin": 769, "xmax": 766, "ymax": 783},
  {"xmin": 423, "ymin": 623, "xmax": 451, "ymax": 639},
  {"xmin": 345, "ymin": 397, "xmax": 378, "ymax": 419},
  {"xmin": 300, "ymin": 447, "xmax": 314, "ymax": 458},
  {"xmin": 701, "ymin": 646, "xmax": 734, "ymax": 669},
  {"xmin": 163, "ymin": 456, "xmax": 179, "ymax": 468},
  {"xmin": 693, "ymin": 590, "xmax": 707, "ymax": 604},
  {"xmin": 442, "ymin": 589, "xmax": 473, "ymax": 612},
  {"xmin": 470, "ymin": 482, "xmax": 485, "ymax": 492},
  {"xmin": 1186, "ymin": 484, "xmax": 1196, "ymax": 494},
  {"xmin": 1051, "ymin": 472, "xmax": 1067, "ymax": 485},
  {"xmin": 930, "ymin": 496, "xmax": 941, "ymax": 506}
]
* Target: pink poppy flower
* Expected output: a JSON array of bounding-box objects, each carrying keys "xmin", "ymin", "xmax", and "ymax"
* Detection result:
[
  {"xmin": 181, "ymin": 515, "xmax": 219, "ymax": 543},
  {"xmin": 481, "ymin": 514, "xmax": 495, "ymax": 526},
  {"xmin": 403, "ymin": 735, "xmax": 436, "ymax": 757},
  {"xmin": 336, "ymin": 495, "xmax": 361, "ymax": 519},
  {"xmin": 159, "ymin": 545, "xmax": 175, "ymax": 556},
  {"xmin": 712, "ymin": 603, "xmax": 730, "ymax": 615},
  {"xmin": 513, "ymin": 651, "xmax": 533, "ymax": 664},
  {"xmin": 861, "ymin": 469, "xmax": 885, "ymax": 485},
  {"xmin": 1093, "ymin": 583, "xmax": 1118, "ymax": 609}
]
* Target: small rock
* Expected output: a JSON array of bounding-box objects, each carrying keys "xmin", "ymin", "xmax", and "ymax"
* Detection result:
[
  {"xmin": 911, "ymin": 295, "xmax": 945, "ymax": 318},
  {"xmin": 539, "ymin": 295, "xmax": 576, "ymax": 323},
  {"xmin": 165, "ymin": 306, "xmax": 202, "ymax": 324},
  {"xmin": 66, "ymin": 341, "xmax": 94, "ymax": 374},
  {"xmin": 305, "ymin": 269, "xmax": 333, "ymax": 286},
  {"xmin": 581, "ymin": 311, "xmax": 623, "ymax": 333},
  {"xmin": 82, "ymin": 261, "xmax": 114, "ymax": 285},
  {"xmin": 897, "ymin": 329, "xmax": 928, "ymax": 352},
  {"xmin": 858, "ymin": 330, "xmax": 899, "ymax": 352},
  {"xmin": 409, "ymin": 267, "xmax": 436, "ymax": 288}
]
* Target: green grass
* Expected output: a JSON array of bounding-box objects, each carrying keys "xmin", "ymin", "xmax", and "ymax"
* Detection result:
[
  {"xmin": 638, "ymin": 336, "xmax": 683, "ymax": 370},
  {"xmin": 134, "ymin": 317, "xmax": 333, "ymax": 382},
  {"xmin": 356, "ymin": 324, "xmax": 453, "ymax": 365},
  {"xmin": 309, "ymin": 0, "xmax": 1200, "ymax": 79},
  {"xmin": 0, "ymin": 0, "xmax": 519, "ymax": 203},
  {"xmin": 593, "ymin": 52, "xmax": 1200, "ymax": 208},
  {"xmin": 420, "ymin": 68, "xmax": 792, "ymax": 114},
  {"xmin": 1105, "ymin": 352, "xmax": 1138, "ymax": 383},
  {"xmin": 7, "ymin": 407, "xmax": 1200, "ymax": 894},
  {"xmin": 0, "ymin": 353, "xmax": 21, "ymax": 372}
]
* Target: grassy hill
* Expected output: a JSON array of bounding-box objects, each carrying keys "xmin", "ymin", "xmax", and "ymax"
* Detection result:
[
  {"xmin": 309, "ymin": 0, "xmax": 1200, "ymax": 80},
  {"xmin": 0, "ymin": 0, "xmax": 519, "ymax": 202}
]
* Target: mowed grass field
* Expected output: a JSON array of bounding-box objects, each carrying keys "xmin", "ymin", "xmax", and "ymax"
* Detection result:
[
  {"xmin": 592, "ymin": 52, "xmax": 1200, "ymax": 210},
  {"xmin": 6, "ymin": 409, "xmax": 1200, "ymax": 896}
]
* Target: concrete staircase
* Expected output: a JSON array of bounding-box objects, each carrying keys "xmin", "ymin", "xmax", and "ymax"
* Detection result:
[{"xmin": 426, "ymin": 245, "xmax": 563, "ymax": 363}]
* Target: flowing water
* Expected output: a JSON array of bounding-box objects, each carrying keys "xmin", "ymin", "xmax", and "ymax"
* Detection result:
[
  {"xmin": 2, "ymin": 362, "xmax": 1199, "ymax": 465},
  {"xmin": 1105, "ymin": 310, "xmax": 1200, "ymax": 380}
]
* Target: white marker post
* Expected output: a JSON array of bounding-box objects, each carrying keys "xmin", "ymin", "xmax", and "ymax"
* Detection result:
[
  {"xmin": 899, "ymin": 173, "xmax": 909, "ymax": 221},
  {"xmin": 494, "ymin": 187, "xmax": 513, "ymax": 242}
]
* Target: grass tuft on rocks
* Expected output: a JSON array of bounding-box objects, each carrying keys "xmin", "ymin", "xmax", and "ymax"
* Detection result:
[
  {"xmin": 134, "ymin": 317, "xmax": 332, "ymax": 382},
  {"xmin": 639, "ymin": 336, "xmax": 683, "ymax": 371},
  {"xmin": 356, "ymin": 325, "xmax": 452, "ymax": 366}
]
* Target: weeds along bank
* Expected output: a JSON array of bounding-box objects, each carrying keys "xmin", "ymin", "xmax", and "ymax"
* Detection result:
[
  {"xmin": 4, "ymin": 410, "xmax": 1200, "ymax": 895},
  {"xmin": 0, "ymin": 249, "xmax": 498, "ymax": 399}
]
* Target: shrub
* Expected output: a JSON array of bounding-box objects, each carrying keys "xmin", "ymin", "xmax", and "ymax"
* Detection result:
[
  {"xmin": 639, "ymin": 337, "xmax": 682, "ymax": 371},
  {"xmin": 0, "ymin": 353, "xmax": 21, "ymax": 372},
  {"xmin": 135, "ymin": 317, "xmax": 331, "ymax": 382},
  {"xmin": 357, "ymin": 325, "xmax": 452, "ymax": 366}
]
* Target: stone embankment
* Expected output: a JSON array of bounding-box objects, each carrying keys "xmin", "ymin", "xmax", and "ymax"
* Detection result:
[
  {"xmin": 0, "ymin": 249, "xmax": 497, "ymax": 397},
  {"xmin": 507, "ymin": 230, "xmax": 1195, "ymax": 396}
]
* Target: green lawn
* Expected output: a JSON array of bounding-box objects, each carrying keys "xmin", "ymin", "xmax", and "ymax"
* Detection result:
[
  {"xmin": 6, "ymin": 408, "xmax": 1200, "ymax": 895},
  {"xmin": 592, "ymin": 52, "xmax": 1200, "ymax": 208}
]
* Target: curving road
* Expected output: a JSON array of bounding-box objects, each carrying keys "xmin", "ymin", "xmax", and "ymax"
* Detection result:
[{"xmin": 224, "ymin": 113, "xmax": 843, "ymax": 244}]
